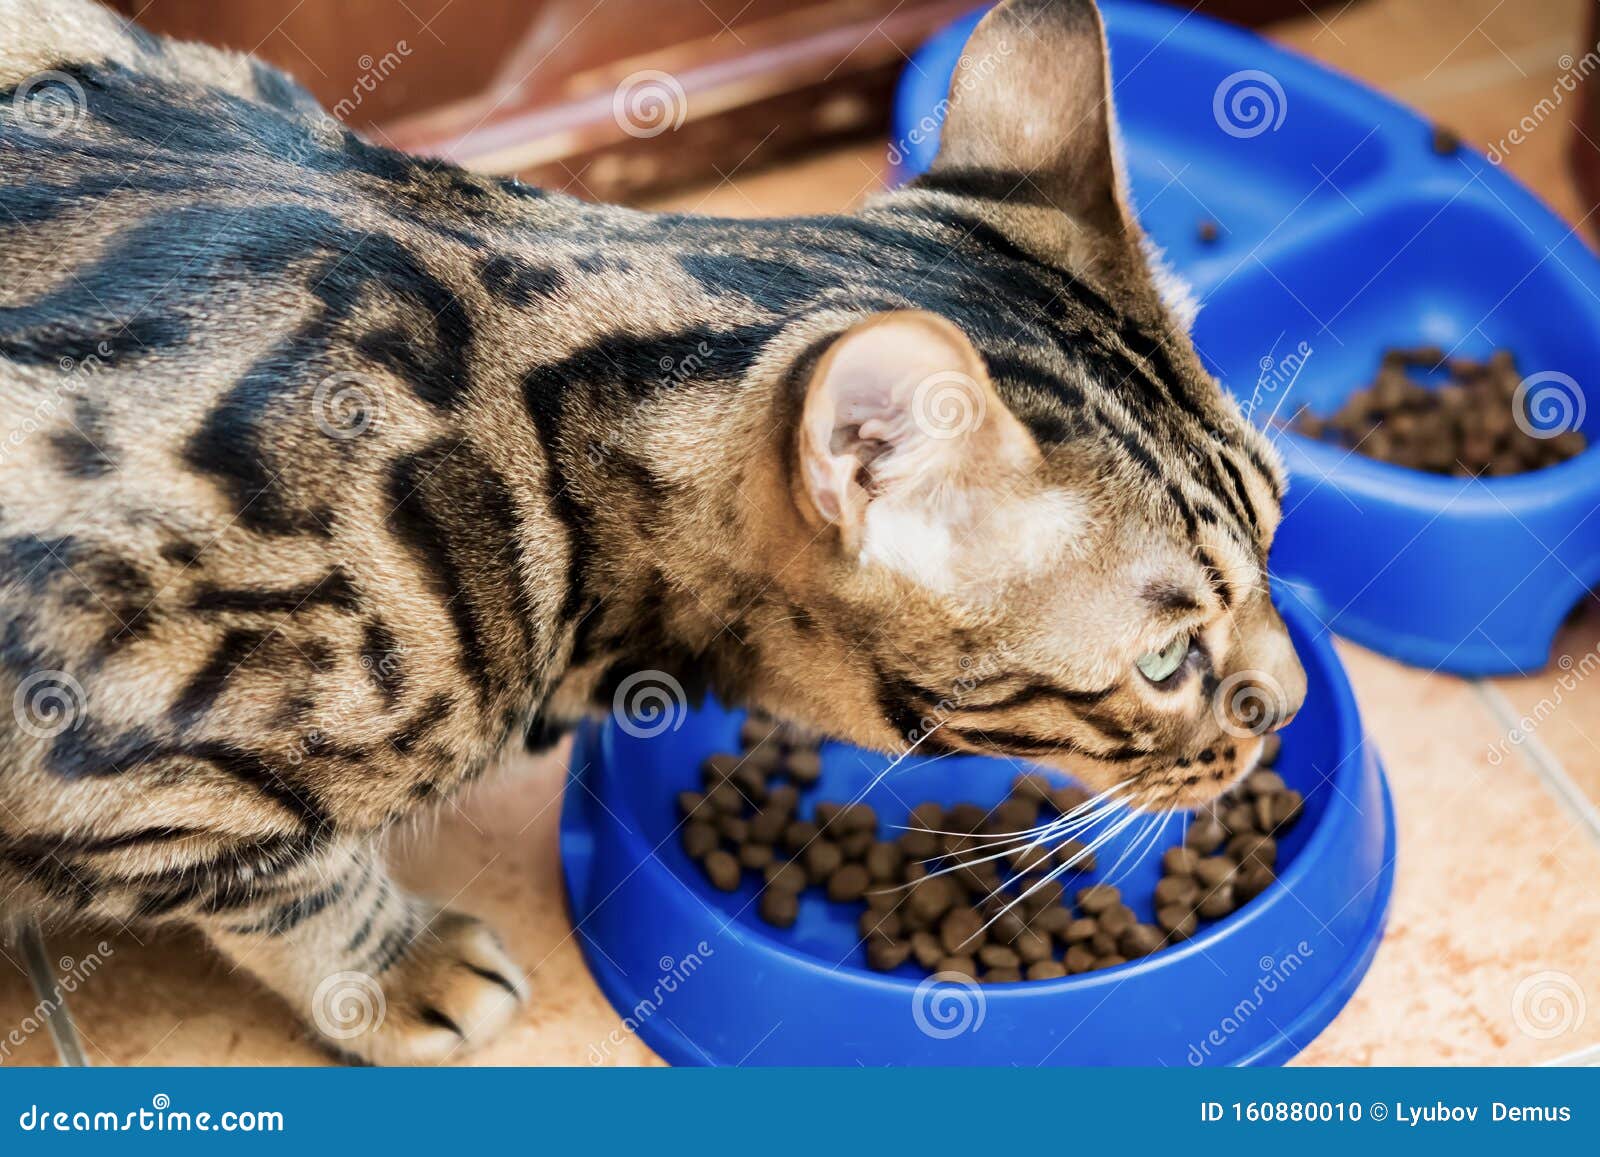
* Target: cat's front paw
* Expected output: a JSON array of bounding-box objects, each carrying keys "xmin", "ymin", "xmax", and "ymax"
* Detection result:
[{"xmin": 314, "ymin": 910, "xmax": 527, "ymax": 1065}]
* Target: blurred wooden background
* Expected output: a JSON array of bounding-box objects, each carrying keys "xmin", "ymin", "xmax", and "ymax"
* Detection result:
[{"xmin": 106, "ymin": 0, "xmax": 1343, "ymax": 201}]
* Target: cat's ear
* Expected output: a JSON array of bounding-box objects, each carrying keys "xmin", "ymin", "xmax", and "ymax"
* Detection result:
[
  {"xmin": 796, "ymin": 311, "xmax": 1041, "ymax": 566},
  {"xmin": 924, "ymin": 0, "xmax": 1131, "ymax": 238}
]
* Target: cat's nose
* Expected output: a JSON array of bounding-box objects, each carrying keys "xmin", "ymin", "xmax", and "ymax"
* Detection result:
[{"xmin": 1220, "ymin": 597, "xmax": 1307, "ymax": 735}]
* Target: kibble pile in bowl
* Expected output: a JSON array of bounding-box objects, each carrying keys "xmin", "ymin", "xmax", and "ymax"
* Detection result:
[
  {"xmin": 1291, "ymin": 346, "xmax": 1586, "ymax": 475},
  {"xmin": 676, "ymin": 715, "xmax": 1303, "ymax": 984}
]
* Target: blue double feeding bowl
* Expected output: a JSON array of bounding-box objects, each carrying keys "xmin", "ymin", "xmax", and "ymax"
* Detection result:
[
  {"xmin": 894, "ymin": 2, "xmax": 1600, "ymax": 676},
  {"xmin": 562, "ymin": 599, "xmax": 1395, "ymax": 1066}
]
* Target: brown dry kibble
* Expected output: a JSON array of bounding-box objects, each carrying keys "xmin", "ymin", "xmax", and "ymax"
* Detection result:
[
  {"xmin": 682, "ymin": 821, "xmax": 719, "ymax": 860},
  {"xmin": 1076, "ymin": 883, "xmax": 1120, "ymax": 914},
  {"xmin": 1235, "ymin": 862, "xmax": 1276, "ymax": 902},
  {"xmin": 1291, "ymin": 347, "xmax": 1586, "ymax": 476},
  {"xmin": 1063, "ymin": 917, "xmax": 1099, "ymax": 944},
  {"xmin": 782, "ymin": 819, "xmax": 819, "ymax": 853},
  {"xmin": 748, "ymin": 808, "xmax": 787, "ymax": 845},
  {"xmin": 908, "ymin": 875, "xmax": 957, "ymax": 923},
  {"xmin": 738, "ymin": 842, "xmax": 774, "ymax": 871},
  {"xmin": 1154, "ymin": 876, "xmax": 1199, "ymax": 908},
  {"xmin": 704, "ymin": 850, "xmax": 741, "ymax": 892},
  {"xmin": 866, "ymin": 939, "xmax": 913, "ymax": 972},
  {"xmin": 803, "ymin": 840, "xmax": 843, "ymax": 884},
  {"xmin": 693, "ymin": 719, "xmax": 1311, "ymax": 978},
  {"xmin": 1195, "ymin": 856, "xmax": 1235, "ymax": 889},
  {"xmin": 936, "ymin": 954, "xmax": 978, "ymax": 980},
  {"xmin": 859, "ymin": 908, "xmax": 902, "ymax": 945},
  {"xmin": 910, "ymin": 931, "xmax": 944, "ymax": 969},
  {"xmin": 1184, "ymin": 816, "xmax": 1226, "ymax": 854},
  {"xmin": 978, "ymin": 944, "xmax": 1021, "ymax": 970},
  {"xmin": 764, "ymin": 859, "xmax": 807, "ymax": 893},
  {"xmin": 1162, "ymin": 846, "xmax": 1200, "ymax": 877},
  {"xmin": 1197, "ymin": 885, "xmax": 1236, "ymax": 920},
  {"xmin": 1098, "ymin": 903, "xmax": 1136, "ymax": 938},
  {"xmin": 939, "ymin": 906, "xmax": 985, "ymax": 955},
  {"xmin": 863, "ymin": 841, "xmax": 903, "ymax": 883},
  {"xmin": 760, "ymin": 887, "xmax": 799, "ymax": 927},
  {"xmin": 1054, "ymin": 838, "xmax": 1095, "ymax": 870},
  {"xmin": 1120, "ymin": 924, "xmax": 1165, "ymax": 958},
  {"xmin": 827, "ymin": 863, "xmax": 871, "ymax": 903},
  {"xmin": 1156, "ymin": 903, "xmax": 1198, "ymax": 941}
]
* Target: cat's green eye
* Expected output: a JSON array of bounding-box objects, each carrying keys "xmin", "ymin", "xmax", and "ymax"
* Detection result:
[{"xmin": 1135, "ymin": 635, "xmax": 1190, "ymax": 685}]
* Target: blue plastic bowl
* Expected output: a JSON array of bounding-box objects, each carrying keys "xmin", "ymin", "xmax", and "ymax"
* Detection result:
[
  {"xmin": 561, "ymin": 597, "xmax": 1394, "ymax": 1066},
  {"xmin": 892, "ymin": 2, "xmax": 1600, "ymax": 676}
]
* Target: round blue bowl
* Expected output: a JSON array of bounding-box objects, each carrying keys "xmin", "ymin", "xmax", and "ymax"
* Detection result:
[
  {"xmin": 892, "ymin": 2, "xmax": 1600, "ymax": 676},
  {"xmin": 561, "ymin": 598, "xmax": 1394, "ymax": 1066}
]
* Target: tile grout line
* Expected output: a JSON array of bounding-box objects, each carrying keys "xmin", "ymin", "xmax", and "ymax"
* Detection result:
[{"xmin": 1471, "ymin": 679, "xmax": 1600, "ymax": 848}]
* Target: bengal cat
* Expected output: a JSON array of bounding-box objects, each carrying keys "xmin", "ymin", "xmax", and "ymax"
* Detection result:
[{"xmin": 0, "ymin": 0, "xmax": 1305, "ymax": 1062}]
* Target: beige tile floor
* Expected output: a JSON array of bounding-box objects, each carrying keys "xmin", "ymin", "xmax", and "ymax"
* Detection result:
[{"xmin": 5, "ymin": 0, "xmax": 1600, "ymax": 1067}]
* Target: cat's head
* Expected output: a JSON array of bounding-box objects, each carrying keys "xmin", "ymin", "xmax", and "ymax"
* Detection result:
[{"xmin": 760, "ymin": 0, "xmax": 1304, "ymax": 809}]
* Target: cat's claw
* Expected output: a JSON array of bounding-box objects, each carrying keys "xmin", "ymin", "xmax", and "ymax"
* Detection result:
[{"xmin": 318, "ymin": 911, "xmax": 527, "ymax": 1066}]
